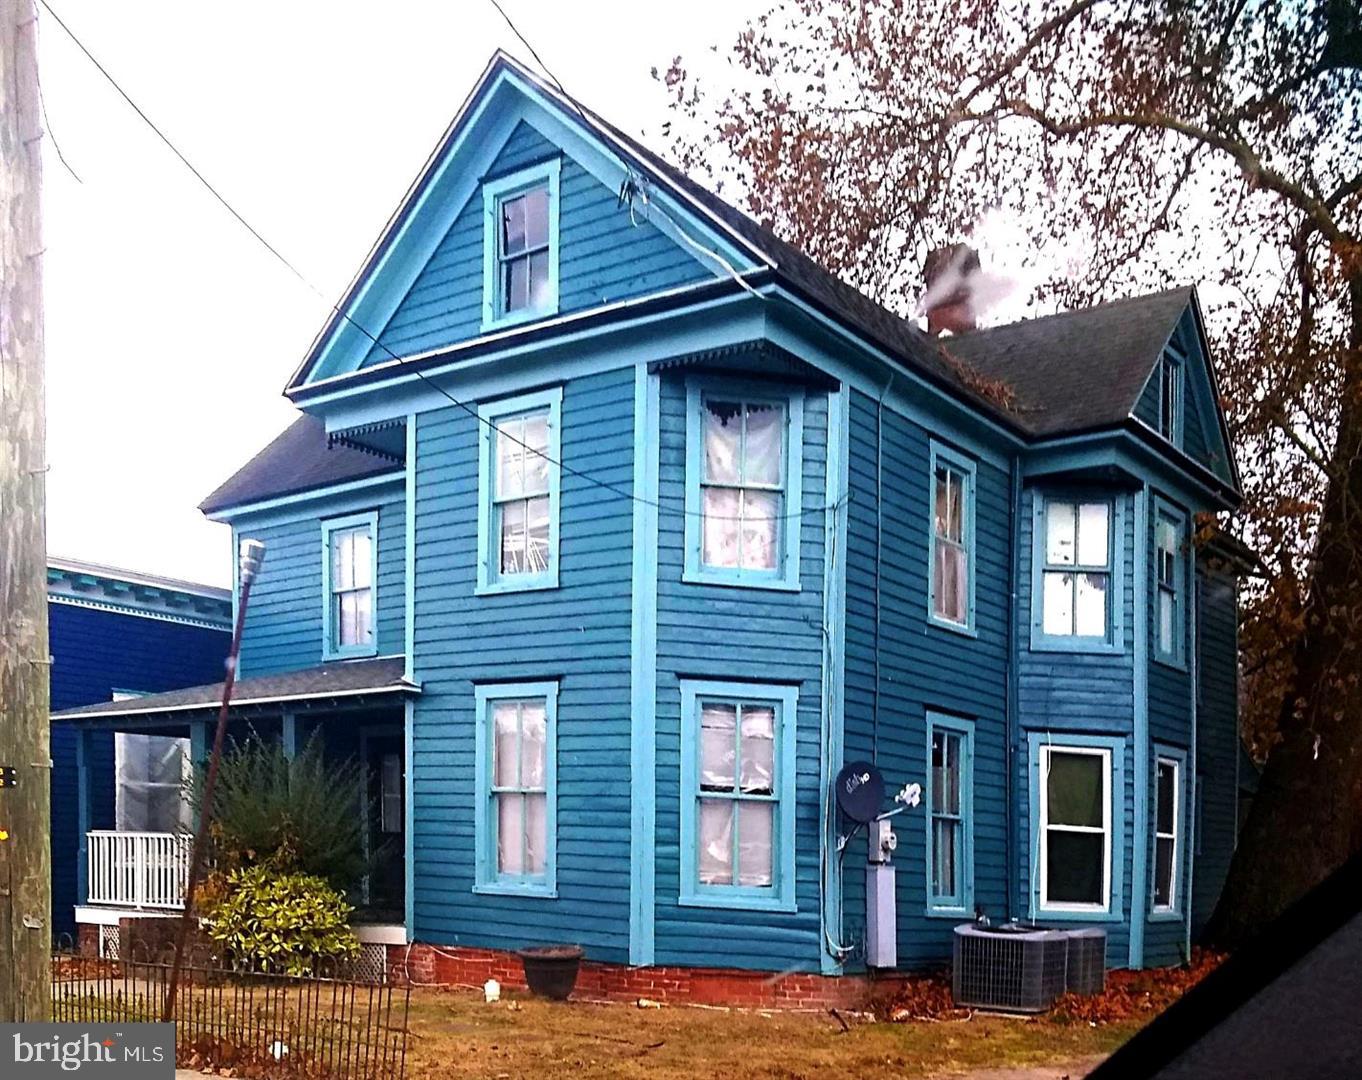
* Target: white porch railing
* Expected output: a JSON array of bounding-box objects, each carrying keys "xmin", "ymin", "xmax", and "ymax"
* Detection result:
[{"xmin": 86, "ymin": 831, "xmax": 190, "ymax": 910}]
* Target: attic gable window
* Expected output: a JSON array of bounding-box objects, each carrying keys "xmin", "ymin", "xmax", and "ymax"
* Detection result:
[
  {"xmin": 1158, "ymin": 352, "xmax": 1183, "ymax": 445},
  {"xmin": 481, "ymin": 159, "xmax": 561, "ymax": 331}
]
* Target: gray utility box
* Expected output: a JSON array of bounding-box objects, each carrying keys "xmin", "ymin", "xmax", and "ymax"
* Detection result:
[
  {"xmin": 952, "ymin": 924, "xmax": 1070, "ymax": 1013},
  {"xmin": 865, "ymin": 864, "xmax": 897, "ymax": 968}
]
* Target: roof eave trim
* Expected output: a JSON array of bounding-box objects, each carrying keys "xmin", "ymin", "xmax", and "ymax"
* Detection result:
[
  {"xmin": 202, "ymin": 469, "xmax": 406, "ymax": 522},
  {"xmin": 52, "ymin": 680, "xmax": 422, "ymax": 722}
]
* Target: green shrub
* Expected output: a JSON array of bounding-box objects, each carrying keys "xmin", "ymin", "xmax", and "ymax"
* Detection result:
[
  {"xmin": 186, "ymin": 733, "xmax": 368, "ymax": 890},
  {"xmin": 202, "ymin": 865, "xmax": 360, "ymax": 976}
]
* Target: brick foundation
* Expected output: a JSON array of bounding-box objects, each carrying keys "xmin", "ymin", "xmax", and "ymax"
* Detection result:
[{"xmin": 390, "ymin": 943, "xmax": 908, "ymax": 1010}]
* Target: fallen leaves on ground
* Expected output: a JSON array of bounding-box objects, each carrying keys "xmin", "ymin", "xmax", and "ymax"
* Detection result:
[
  {"xmin": 878, "ymin": 948, "xmax": 1226, "ymax": 1027},
  {"xmin": 1049, "ymin": 948, "xmax": 1225, "ymax": 1025}
]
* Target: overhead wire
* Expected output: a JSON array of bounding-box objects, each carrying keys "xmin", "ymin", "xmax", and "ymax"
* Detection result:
[{"xmin": 36, "ymin": 0, "xmax": 832, "ymax": 523}]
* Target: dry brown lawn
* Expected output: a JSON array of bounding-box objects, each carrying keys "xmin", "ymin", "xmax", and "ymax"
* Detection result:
[{"xmin": 403, "ymin": 987, "xmax": 1140, "ymax": 1080}]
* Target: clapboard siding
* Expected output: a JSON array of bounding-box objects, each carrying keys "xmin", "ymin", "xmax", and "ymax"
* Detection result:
[
  {"xmin": 841, "ymin": 390, "xmax": 1012, "ymax": 968},
  {"xmin": 237, "ymin": 491, "xmax": 406, "ymax": 677},
  {"xmin": 1193, "ymin": 565, "xmax": 1238, "ymax": 938},
  {"xmin": 1133, "ymin": 372, "xmax": 1160, "ymax": 428},
  {"xmin": 410, "ymin": 368, "xmax": 636, "ymax": 962},
  {"xmin": 360, "ymin": 122, "xmax": 708, "ymax": 366},
  {"xmin": 1014, "ymin": 486, "xmax": 1137, "ymax": 967},
  {"xmin": 651, "ymin": 374, "xmax": 828, "ymax": 971},
  {"xmin": 49, "ymin": 603, "xmax": 229, "ymax": 934}
]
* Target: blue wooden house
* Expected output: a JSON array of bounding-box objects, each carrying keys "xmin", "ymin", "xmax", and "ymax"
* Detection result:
[
  {"xmin": 53, "ymin": 53, "xmax": 1243, "ymax": 988},
  {"xmin": 47, "ymin": 558, "xmax": 231, "ymax": 942}
]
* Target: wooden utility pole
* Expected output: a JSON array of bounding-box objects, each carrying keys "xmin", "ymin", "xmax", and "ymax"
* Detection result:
[{"xmin": 0, "ymin": 0, "xmax": 51, "ymax": 1022}]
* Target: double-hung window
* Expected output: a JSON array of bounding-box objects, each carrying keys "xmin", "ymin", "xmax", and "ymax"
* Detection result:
[
  {"xmin": 929, "ymin": 442, "xmax": 975, "ymax": 632},
  {"xmin": 1038, "ymin": 743, "xmax": 1115, "ymax": 914},
  {"xmin": 481, "ymin": 160, "xmax": 561, "ymax": 331},
  {"xmin": 1155, "ymin": 506, "xmax": 1186, "ymax": 666},
  {"xmin": 683, "ymin": 381, "xmax": 804, "ymax": 590},
  {"xmin": 477, "ymin": 388, "xmax": 562, "ymax": 594},
  {"xmin": 1153, "ymin": 753, "xmax": 1183, "ymax": 913},
  {"xmin": 322, "ymin": 512, "xmax": 378, "ymax": 659},
  {"xmin": 1037, "ymin": 496, "xmax": 1117, "ymax": 647},
  {"xmin": 926, "ymin": 713, "xmax": 974, "ymax": 915},
  {"xmin": 679, "ymin": 680, "xmax": 797, "ymax": 911},
  {"xmin": 474, "ymin": 682, "xmax": 557, "ymax": 896},
  {"xmin": 1158, "ymin": 351, "xmax": 1183, "ymax": 445}
]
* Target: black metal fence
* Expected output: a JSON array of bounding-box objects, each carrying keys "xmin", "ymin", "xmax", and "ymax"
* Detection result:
[{"xmin": 51, "ymin": 947, "xmax": 410, "ymax": 1080}]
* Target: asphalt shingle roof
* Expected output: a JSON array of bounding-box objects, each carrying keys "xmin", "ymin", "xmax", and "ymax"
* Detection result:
[
  {"xmin": 199, "ymin": 415, "xmax": 401, "ymax": 515},
  {"xmin": 946, "ymin": 287, "xmax": 1194, "ymax": 437},
  {"xmin": 51, "ymin": 656, "xmax": 416, "ymax": 720}
]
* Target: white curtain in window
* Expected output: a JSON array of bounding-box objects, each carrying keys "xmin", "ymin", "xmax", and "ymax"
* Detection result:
[
  {"xmin": 701, "ymin": 400, "xmax": 782, "ymax": 572},
  {"xmin": 492, "ymin": 699, "xmax": 548, "ymax": 876}
]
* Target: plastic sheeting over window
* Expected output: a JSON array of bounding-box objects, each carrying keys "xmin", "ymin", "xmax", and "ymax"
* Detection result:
[{"xmin": 114, "ymin": 734, "xmax": 190, "ymax": 834}]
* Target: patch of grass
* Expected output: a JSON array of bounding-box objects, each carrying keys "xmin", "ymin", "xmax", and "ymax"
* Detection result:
[{"xmin": 403, "ymin": 988, "xmax": 1141, "ymax": 1080}]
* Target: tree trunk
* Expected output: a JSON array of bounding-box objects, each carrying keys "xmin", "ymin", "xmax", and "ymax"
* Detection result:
[{"xmin": 1208, "ymin": 269, "xmax": 1362, "ymax": 947}]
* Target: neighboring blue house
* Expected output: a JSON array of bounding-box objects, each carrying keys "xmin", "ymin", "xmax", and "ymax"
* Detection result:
[
  {"xmin": 47, "ymin": 558, "xmax": 231, "ymax": 940},
  {"xmin": 53, "ymin": 52, "xmax": 1243, "ymax": 983}
]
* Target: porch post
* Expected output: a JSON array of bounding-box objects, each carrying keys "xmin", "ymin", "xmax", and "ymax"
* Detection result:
[
  {"xmin": 281, "ymin": 711, "xmax": 297, "ymax": 759},
  {"xmin": 189, "ymin": 720, "xmax": 208, "ymax": 768},
  {"xmin": 75, "ymin": 729, "xmax": 92, "ymax": 907}
]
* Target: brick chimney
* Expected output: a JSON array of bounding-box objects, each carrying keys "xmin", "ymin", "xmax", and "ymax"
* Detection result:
[{"xmin": 923, "ymin": 243, "xmax": 981, "ymax": 336}]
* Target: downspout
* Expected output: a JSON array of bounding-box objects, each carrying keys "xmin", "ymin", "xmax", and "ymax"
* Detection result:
[
  {"xmin": 1186, "ymin": 547, "xmax": 1198, "ymax": 961},
  {"xmin": 873, "ymin": 375, "xmax": 893, "ymax": 762},
  {"xmin": 1005, "ymin": 454, "xmax": 1021, "ymax": 921}
]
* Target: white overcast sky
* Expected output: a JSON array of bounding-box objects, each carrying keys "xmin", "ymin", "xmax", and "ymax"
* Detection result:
[{"xmin": 38, "ymin": 0, "xmax": 767, "ymax": 588}]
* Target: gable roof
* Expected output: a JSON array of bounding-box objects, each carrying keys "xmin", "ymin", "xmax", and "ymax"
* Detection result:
[
  {"xmin": 946, "ymin": 287, "xmax": 1196, "ymax": 437},
  {"xmin": 199, "ymin": 415, "xmax": 401, "ymax": 517},
  {"xmin": 224, "ymin": 51, "xmax": 1238, "ymax": 517}
]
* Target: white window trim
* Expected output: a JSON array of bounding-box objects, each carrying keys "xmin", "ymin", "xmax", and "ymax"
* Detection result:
[
  {"xmin": 1039, "ymin": 744, "xmax": 1113, "ymax": 915},
  {"xmin": 480, "ymin": 159, "xmax": 562, "ymax": 333},
  {"xmin": 475, "ymin": 386, "xmax": 563, "ymax": 595},
  {"xmin": 1153, "ymin": 753, "xmax": 1182, "ymax": 914}
]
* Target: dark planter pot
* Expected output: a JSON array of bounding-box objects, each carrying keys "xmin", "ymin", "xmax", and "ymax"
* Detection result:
[{"xmin": 517, "ymin": 945, "xmax": 583, "ymax": 1001}]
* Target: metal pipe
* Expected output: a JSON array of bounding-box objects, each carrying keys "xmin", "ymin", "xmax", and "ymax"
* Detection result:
[{"xmin": 162, "ymin": 538, "xmax": 265, "ymax": 1021}]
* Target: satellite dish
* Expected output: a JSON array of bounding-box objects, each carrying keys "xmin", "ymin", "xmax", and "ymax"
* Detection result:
[{"xmin": 834, "ymin": 761, "xmax": 885, "ymax": 824}]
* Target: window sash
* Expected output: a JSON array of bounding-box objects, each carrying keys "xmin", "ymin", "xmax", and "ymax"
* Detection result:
[
  {"xmin": 699, "ymin": 397, "xmax": 786, "ymax": 574},
  {"xmin": 1153, "ymin": 757, "xmax": 1180, "ymax": 910},
  {"xmin": 379, "ymin": 753, "xmax": 403, "ymax": 835},
  {"xmin": 694, "ymin": 698, "xmax": 780, "ymax": 889},
  {"xmin": 488, "ymin": 697, "xmax": 550, "ymax": 881},
  {"xmin": 929, "ymin": 727, "xmax": 967, "ymax": 906},
  {"xmin": 1040, "ymin": 498, "xmax": 1112, "ymax": 639},
  {"xmin": 1160, "ymin": 356, "xmax": 1181, "ymax": 440},
  {"xmin": 932, "ymin": 464, "xmax": 971, "ymax": 625},
  {"xmin": 1040, "ymin": 747, "xmax": 1112, "ymax": 911},
  {"xmin": 326, "ymin": 521, "xmax": 374, "ymax": 652},
  {"xmin": 488, "ymin": 406, "xmax": 554, "ymax": 583},
  {"xmin": 496, "ymin": 186, "xmax": 551, "ymax": 316}
]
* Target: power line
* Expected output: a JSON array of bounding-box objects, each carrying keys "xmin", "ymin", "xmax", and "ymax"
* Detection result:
[{"xmin": 36, "ymin": 1, "xmax": 829, "ymax": 522}]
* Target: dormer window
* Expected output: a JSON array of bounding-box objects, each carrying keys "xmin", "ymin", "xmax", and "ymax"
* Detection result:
[
  {"xmin": 1158, "ymin": 352, "xmax": 1182, "ymax": 444},
  {"xmin": 481, "ymin": 160, "xmax": 561, "ymax": 331}
]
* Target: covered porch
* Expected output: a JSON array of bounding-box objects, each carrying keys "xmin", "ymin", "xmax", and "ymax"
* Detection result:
[{"xmin": 52, "ymin": 657, "xmax": 419, "ymax": 951}]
